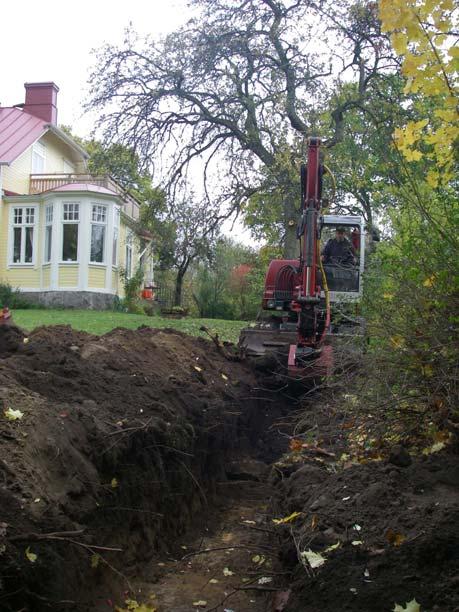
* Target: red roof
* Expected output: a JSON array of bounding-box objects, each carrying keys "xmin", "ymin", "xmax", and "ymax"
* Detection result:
[{"xmin": 0, "ymin": 107, "xmax": 48, "ymax": 165}]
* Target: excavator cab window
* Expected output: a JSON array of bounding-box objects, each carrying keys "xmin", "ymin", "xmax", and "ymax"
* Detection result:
[{"xmin": 321, "ymin": 225, "xmax": 360, "ymax": 293}]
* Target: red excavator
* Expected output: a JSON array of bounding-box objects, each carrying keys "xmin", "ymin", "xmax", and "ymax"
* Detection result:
[{"xmin": 239, "ymin": 137, "xmax": 365, "ymax": 377}]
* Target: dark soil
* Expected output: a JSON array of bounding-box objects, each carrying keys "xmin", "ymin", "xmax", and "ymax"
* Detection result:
[
  {"xmin": 0, "ymin": 324, "xmax": 287, "ymax": 610},
  {"xmin": 271, "ymin": 405, "xmax": 459, "ymax": 612}
]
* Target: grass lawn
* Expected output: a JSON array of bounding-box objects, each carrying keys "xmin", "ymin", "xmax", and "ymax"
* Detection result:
[{"xmin": 12, "ymin": 309, "xmax": 248, "ymax": 344}]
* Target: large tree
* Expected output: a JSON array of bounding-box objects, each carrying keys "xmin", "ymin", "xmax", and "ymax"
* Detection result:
[{"xmin": 87, "ymin": 0, "xmax": 395, "ymax": 257}]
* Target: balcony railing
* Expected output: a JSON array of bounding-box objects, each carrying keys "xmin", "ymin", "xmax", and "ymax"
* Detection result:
[{"xmin": 29, "ymin": 174, "xmax": 141, "ymax": 220}]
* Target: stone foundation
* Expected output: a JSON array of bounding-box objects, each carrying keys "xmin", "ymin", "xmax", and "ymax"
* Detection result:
[{"xmin": 21, "ymin": 291, "xmax": 117, "ymax": 310}]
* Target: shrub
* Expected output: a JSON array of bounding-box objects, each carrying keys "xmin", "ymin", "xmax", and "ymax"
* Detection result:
[
  {"xmin": 119, "ymin": 267, "xmax": 144, "ymax": 313},
  {"xmin": 0, "ymin": 283, "xmax": 37, "ymax": 309}
]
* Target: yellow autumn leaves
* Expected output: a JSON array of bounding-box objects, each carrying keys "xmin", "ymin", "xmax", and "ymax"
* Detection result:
[{"xmin": 379, "ymin": 0, "xmax": 458, "ymax": 187}]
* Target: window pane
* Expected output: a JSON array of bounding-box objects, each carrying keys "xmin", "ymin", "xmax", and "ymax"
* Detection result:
[
  {"xmin": 92, "ymin": 204, "xmax": 107, "ymax": 223},
  {"xmin": 45, "ymin": 226, "xmax": 52, "ymax": 262},
  {"xmin": 46, "ymin": 205, "xmax": 53, "ymax": 224},
  {"xmin": 25, "ymin": 227, "xmax": 34, "ymax": 263},
  {"xmin": 63, "ymin": 224, "xmax": 78, "ymax": 261},
  {"xmin": 90, "ymin": 225, "xmax": 105, "ymax": 263},
  {"xmin": 32, "ymin": 150, "xmax": 45, "ymax": 173},
  {"xmin": 14, "ymin": 208, "xmax": 22, "ymax": 225},
  {"xmin": 112, "ymin": 228, "xmax": 118, "ymax": 266},
  {"xmin": 63, "ymin": 203, "xmax": 79, "ymax": 221},
  {"xmin": 26, "ymin": 208, "xmax": 35, "ymax": 224},
  {"xmin": 126, "ymin": 245, "xmax": 132, "ymax": 278},
  {"xmin": 13, "ymin": 227, "xmax": 22, "ymax": 263}
]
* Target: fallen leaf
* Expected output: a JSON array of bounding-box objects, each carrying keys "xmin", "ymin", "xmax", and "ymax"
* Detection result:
[
  {"xmin": 91, "ymin": 554, "xmax": 100, "ymax": 568},
  {"xmin": 350, "ymin": 588, "xmax": 357, "ymax": 594},
  {"xmin": 324, "ymin": 542, "xmax": 341, "ymax": 552},
  {"xmin": 258, "ymin": 576, "xmax": 273, "ymax": 584},
  {"xmin": 301, "ymin": 549, "xmax": 326, "ymax": 569},
  {"xmin": 23, "ymin": 337, "xmax": 29, "ymax": 344},
  {"xmin": 251, "ymin": 554, "xmax": 265, "ymax": 565},
  {"xmin": 386, "ymin": 528, "xmax": 406, "ymax": 546},
  {"xmin": 4, "ymin": 408, "xmax": 23, "ymax": 421},
  {"xmin": 311, "ymin": 514, "xmax": 318, "ymax": 529},
  {"xmin": 223, "ymin": 567, "xmax": 234, "ymax": 576},
  {"xmin": 209, "ymin": 578, "xmax": 218, "ymax": 584},
  {"xmin": 351, "ymin": 540, "xmax": 363, "ymax": 546},
  {"xmin": 221, "ymin": 373, "xmax": 228, "ymax": 381},
  {"xmin": 120, "ymin": 600, "xmax": 157, "ymax": 612},
  {"xmin": 272, "ymin": 511, "xmax": 302, "ymax": 525},
  {"xmin": 111, "ymin": 478, "xmax": 118, "ymax": 489},
  {"xmin": 422, "ymin": 441, "xmax": 445, "ymax": 455},
  {"xmin": 25, "ymin": 547, "xmax": 37, "ymax": 563},
  {"xmin": 194, "ymin": 366, "xmax": 202, "ymax": 372},
  {"xmin": 393, "ymin": 599, "xmax": 421, "ymax": 612},
  {"xmin": 353, "ymin": 524, "xmax": 361, "ymax": 531},
  {"xmin": 243, "ymin": 520, "xmax": 256, "ymax": 525},
  {"xmin": 289, "ymin": 438, "xmax": 303, "ymax": 452},
  {"xmin": 192, "ymin": 601, "xmax": 207, "ymax": 608}
]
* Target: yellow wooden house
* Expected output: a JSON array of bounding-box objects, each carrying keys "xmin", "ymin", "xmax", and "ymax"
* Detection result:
[{"xmin": 0, "ymin": 82, "xmax": 153, "ymax": 308}]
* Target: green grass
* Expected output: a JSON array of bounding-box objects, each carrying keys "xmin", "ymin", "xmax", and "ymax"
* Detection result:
[{"xmin": 12, "ymin": 309, "xmax": 248, "ymax": 344}]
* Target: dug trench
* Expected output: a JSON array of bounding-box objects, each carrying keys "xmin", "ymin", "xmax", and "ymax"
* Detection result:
[
  {"xmin": 0, "ymin": 324, "xmax": 295, "ymax": 611},
  {"xmin": 0, "ymin": 324, "xmax": 458, "ymax": 612}
]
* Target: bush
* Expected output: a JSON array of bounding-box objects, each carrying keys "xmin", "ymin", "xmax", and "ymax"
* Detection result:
[
  {"xmin": 362, "ymin": 187, "xmax": 459, "ymax": 428},
  {"xmin": 0, "ymin": 283, "xmax": 37, "ymax": 309},
  {"xmin": 119, "ymin": 267, "xmax": 144, "ymax": 314}
]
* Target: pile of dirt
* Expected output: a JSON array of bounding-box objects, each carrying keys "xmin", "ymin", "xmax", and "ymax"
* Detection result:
[
  {"xmin": 271, "ymin": 406, "xmax": 459, "ymax": 612},
  {"xmin": 0, "ymin": 324, "xmax": 278, "ymax": 610}
]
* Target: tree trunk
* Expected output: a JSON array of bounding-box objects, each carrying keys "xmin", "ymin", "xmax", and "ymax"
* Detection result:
[
  {"xmin": 283, "ymin": 193, "xmax": 299, "ymax": 259},
  {"xmin": 174, "ymin": 269, "xmax": 186, "ymax": 306}
]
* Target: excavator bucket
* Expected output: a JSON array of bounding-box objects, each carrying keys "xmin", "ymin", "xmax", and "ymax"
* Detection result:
[{"xmin": 238, "ymin": 323, "xmax": 297, "ymax": 358}]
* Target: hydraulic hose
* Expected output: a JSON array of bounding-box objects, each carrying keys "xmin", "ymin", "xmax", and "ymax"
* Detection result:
[
  {"xmin": 318, "ymin": 239, "xmax": 331, "ymax": 344},
  {"xmin": 322, "ymin": 163, "xmax": 336, "ymax": 205}
]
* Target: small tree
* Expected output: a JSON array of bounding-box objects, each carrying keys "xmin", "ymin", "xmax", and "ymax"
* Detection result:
[
  {"xmin": 166, "ymin": 193, "xmax": 223, "ymax": 307},
  {"xmin": 119, "ymin": 266, "xmax": 144, "ymax": 313}
]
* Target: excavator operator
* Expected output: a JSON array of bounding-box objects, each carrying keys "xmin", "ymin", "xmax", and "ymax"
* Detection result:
[{"xmin": 321, "ymin": 227, "xmax": 356, "ymax": 267}]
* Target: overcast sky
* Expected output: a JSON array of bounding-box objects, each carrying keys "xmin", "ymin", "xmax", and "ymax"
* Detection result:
[{"xmin": 1, "ymin": 0, "xmax": 188, "ymax": 136}]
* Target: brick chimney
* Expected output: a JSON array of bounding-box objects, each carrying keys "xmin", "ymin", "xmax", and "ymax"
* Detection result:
[{"xmin": 23, "ymin": 82, "xmax": 59, "ymax": 125}]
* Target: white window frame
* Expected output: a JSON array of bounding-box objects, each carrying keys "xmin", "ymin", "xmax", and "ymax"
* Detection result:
[
  {"xmin": 61, "ymin": 202, "xmax": 80, "ymax": 263},
  {"xmin": 112, "ymin": 206, "xmax": 120, "ymax": 267},
  {"xmin": 90, "ymin": 203, "xmax": 108, "ymax": 265},
  {"xmin": 125, "ymin": 230, "xmax": 133, "ymax": 279},
  {"xmin": 9, "ymin": 205, "xmax": 38, "ymax": 266},
  {"xmin": 44, "ymin": 204, "xmax": 53, "ymax": 263},
  {"xmin": 31, "ymin": 141, "xmax": 46, "ymax": 174}
]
